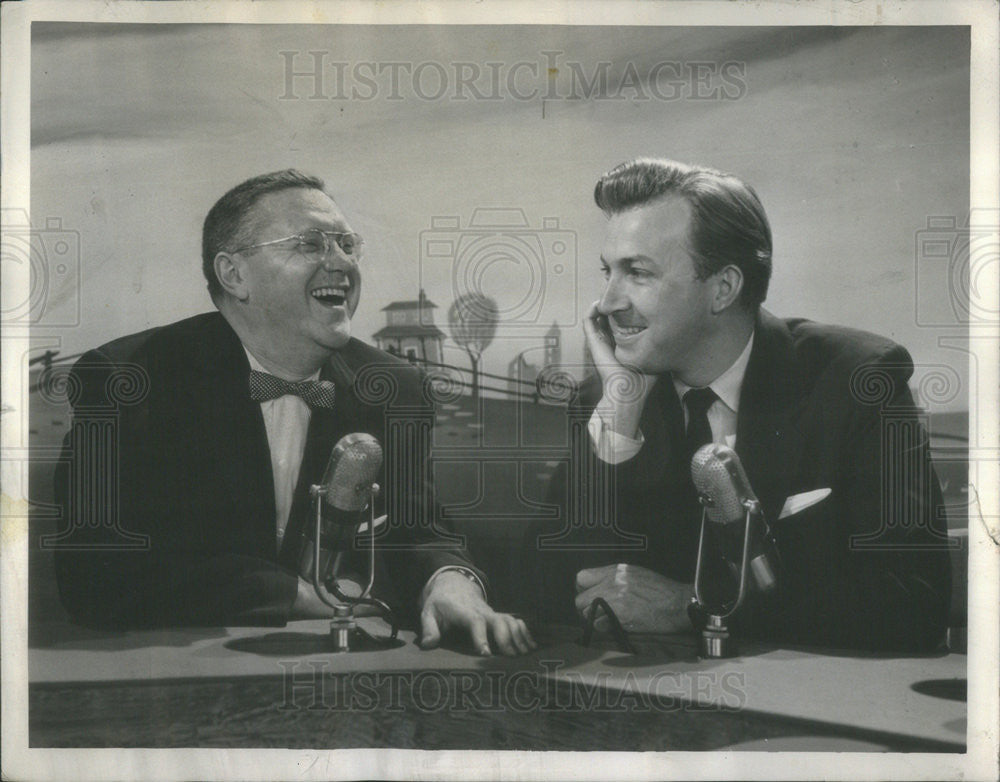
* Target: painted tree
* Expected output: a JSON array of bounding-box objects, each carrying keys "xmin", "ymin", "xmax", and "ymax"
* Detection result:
[{"xmin": 447, "ymin": 293, "xmax": 499, "ymax": 405}]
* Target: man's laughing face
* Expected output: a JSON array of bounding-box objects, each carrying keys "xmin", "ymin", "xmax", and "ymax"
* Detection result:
[{"xmin": 235, "ymin": 187, "xmax": 362, "ymax": 358}]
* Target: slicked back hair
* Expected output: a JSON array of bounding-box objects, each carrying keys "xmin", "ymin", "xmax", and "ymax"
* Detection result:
[
  {"xmin": 594, "ymin": 158, "xmax": 772, "ymax": 308},
  {"xmin": 201, "ymin": 169, "xmax": 326, "ymax": 301}
]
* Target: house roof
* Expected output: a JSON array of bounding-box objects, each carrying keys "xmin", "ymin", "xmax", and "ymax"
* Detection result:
[
  {"xmin": 371, "ymin": 324, "xmax": 446, "ymax": 339},
  {"xmin": 381, "ymin": 299, "xmax": 438, "ymax": 311}
]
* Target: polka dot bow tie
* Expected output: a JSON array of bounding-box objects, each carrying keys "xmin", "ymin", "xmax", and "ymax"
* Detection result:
[{"xmin": 248, "ymin": 370, "xmax": 337, "ymax": 410}]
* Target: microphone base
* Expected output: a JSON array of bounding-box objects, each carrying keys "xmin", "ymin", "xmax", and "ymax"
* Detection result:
[
  {"xmin": 699, "ymin": 615, "xmax": 738, "ymax": 659},
  {"xmin": 329, "ymin": 605, "xmax": 356, "ymax": 653},
  {"xmin": 327, "ymin": 605, "xmax": 405, "ymax": 653}
]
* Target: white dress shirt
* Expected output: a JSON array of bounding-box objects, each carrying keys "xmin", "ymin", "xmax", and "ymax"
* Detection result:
[
  {"xmin": 244, "ymin": 349, "xmax": 315, "ymax": 547},
  {"xmin": 588, "ymin": 332, "xmax": 755, "ymax": 464}
]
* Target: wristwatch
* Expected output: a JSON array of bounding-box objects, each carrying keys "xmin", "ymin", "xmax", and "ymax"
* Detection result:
[{"xmin": 423, "ymin": 566, "xmax": 488, "ymax": 602}]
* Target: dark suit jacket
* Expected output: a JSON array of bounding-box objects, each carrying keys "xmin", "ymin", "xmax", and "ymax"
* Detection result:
[
  {"xmin": 536, "ymin": 310, "xmax": 951, "ymax": 652},
  {"xmin": 53, "ymin": 312, "xmax": 480, "ymax": 629}
]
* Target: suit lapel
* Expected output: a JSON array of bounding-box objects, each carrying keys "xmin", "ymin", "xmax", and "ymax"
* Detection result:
[
  {"xmin": 735, "ymin": 310, "xmax": 805, "ymax": 525},
  {"xmin": 193, "ymin": 315, "xmax": 277, "ymax": 557}
]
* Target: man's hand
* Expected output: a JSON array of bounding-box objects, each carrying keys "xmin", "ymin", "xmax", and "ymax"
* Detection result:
[
  {"xmin": 575, "ymin": 563, "xmax": 694, "ymax": 634},
  {"xmin": 420, "ymin": 570, "xmax": 537, "ymax": 656},
  {"xmin": 583, "ymin": 301, "xmax": 656, "ymax": 440},
  {"xmin": 582, "ymin": 300, "xmax": 623, "ymax": 382}
]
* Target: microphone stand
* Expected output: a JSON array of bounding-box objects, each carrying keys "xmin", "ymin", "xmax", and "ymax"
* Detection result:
[
  {"xmin": 309, "ymin": 483, "xmax": 399, "ymax": 652},
  {"xmin": 692, "ymin": 494, "xmax": 760, "ymax": 658}
]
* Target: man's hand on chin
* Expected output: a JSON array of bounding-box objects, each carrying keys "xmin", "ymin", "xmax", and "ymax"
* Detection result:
[
  {"xmin": 419, "ymin": 570, "xmax": 537, "ymax": 656},
  {"xmin": 574, "ymin": 563, "xmax": 694, "ymax": 634}
]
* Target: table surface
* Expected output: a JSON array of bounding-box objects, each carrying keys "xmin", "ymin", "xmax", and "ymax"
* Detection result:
[{"xmin": 29, "ymin": 619, "xmax": 966, "ymax": 751}]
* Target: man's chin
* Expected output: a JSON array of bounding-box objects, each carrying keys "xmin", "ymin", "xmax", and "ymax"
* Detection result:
[
  {"xmin": 318, "ymin": 324, "xmax": 351, "ymax": 351},
  {"xmin": 613, "ymin": 345, "xmax": 661, "ymax": 376}
]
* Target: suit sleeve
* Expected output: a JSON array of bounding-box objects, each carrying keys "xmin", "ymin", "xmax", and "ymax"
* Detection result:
[
  {"xmin": 52, "ymin": 351, "xmax": 298, "ymax": 629},
  {"xmin": 740, "ymin": 346, "xmax": 952, "ymax": 651},
  {"xmin": 830, "ymin": 347, "xmax": 951, "ymax": 650}
]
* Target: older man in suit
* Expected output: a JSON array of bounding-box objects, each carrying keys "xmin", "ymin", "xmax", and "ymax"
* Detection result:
[
  {"xmin": 540, "ymin": 158, "xmax": 951, "ymax": 651},
  {"xmin": 53, "ymin": 169, "xmax": 534, "ymax": 656}
]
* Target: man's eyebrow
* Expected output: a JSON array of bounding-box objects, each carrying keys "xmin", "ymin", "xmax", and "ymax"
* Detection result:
[
  {"xmin": 301, "ymin": 213, "xmax": 350, "ymax": 230},
  {"xmin": 601, "ymin": 255, "xmax": 653, "ymax": 267}
]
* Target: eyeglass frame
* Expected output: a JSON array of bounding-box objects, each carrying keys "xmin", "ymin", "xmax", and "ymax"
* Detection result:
[{"xmin": 229, "ymin": 228, "xmax": 364, "ymax": 261}]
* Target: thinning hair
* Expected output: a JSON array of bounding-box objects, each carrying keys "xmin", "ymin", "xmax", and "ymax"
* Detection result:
[
  {"xmin": 201, "ymin": 169, "xmax": 326, "ymax": 301},
  {"xmin": 594, "ymin": 158, "xmax": 772, "ymax": 308}
]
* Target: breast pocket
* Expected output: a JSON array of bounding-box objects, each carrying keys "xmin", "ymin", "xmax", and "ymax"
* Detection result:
[{"xmin": 771, "ymin": 494, "xmax": 840, "ymax": 604}]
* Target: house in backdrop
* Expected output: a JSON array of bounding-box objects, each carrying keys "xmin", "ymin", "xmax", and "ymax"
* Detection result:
[{"xmin": 372, "ymin": 289, "xmax": 445, "ymax": 364}]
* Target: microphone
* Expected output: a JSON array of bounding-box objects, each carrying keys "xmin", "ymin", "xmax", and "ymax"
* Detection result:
[
  {"xmin": 301, "ymin": 432, "xmax": 399, "ymax": 651},
  {"xmin": 690, "ymin": 443, "xmax": 778, "ymax": 594},
  {"xmin": 300, "ymin": 433, "xmax": 383, "ymax": 584},
  {"xmin": 317, "ymin": 432, "xmax": 383, "ymax": 523}
]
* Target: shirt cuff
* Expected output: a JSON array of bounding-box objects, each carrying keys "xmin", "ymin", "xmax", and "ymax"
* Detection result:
[
  {"xmin": 421, "ymin": 566, "xmax": 488, "ymax": 606},
  {"xmin": 587, "ymin": 409, "xmax": 644, "ymax": 464}
]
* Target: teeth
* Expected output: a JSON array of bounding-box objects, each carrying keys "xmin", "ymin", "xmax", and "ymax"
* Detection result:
[
  {"xmin": 613, "ymin": 324, "xmax": 645, "ymax": 335},
  {"xmin": 311, "ymin": 286, "xmax": 347, "ymax": 300}
]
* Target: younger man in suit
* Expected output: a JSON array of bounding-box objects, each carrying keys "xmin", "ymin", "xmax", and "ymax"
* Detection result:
[
  {"xmin": 543, "ymin": 158, "xmax": 950, "ymax": 651},
  {"xmin": 53, "ymin": 169, "xmax": 534, "ymax": 656}
]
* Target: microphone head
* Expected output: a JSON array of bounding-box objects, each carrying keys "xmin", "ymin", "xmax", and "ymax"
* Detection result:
[
  {"xmin": 691, "ymin": 443, "xmax": 758, "ymax": 525},
  {"xmin": 320, "ymin": 433, "xmax": 383, "ymax": 512}
]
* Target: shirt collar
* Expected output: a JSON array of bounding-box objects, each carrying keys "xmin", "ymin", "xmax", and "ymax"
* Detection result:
[
  {"xmin": 673, "ymin": 330, "xmax": 755, "ymax": 415},
  {"xmin": 243, "ymin": 346, "xmax": 321, "ymax": 383}
]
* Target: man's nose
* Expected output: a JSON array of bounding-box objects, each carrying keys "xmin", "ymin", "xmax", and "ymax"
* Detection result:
[
  {"xmin": 597, "ymin": 276, "xmax": 627, "ymax": 315},
  {"xmin": 320, "ymin": 247, "xmax": 356, "ymax": 274}
]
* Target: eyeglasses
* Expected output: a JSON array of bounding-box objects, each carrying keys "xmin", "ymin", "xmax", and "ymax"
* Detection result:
[{"xmin": 231, "ymin": 228, "xmax": 364, "ymax": 262}]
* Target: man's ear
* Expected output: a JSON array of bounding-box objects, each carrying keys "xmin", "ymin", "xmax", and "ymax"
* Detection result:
[
  {"xmin": 214, "ymin": 252, "xmax": 249, "ymax": 301},
  {"xmin": 711, "ymin": 265, "xmax": 744, "ymax": 314}
]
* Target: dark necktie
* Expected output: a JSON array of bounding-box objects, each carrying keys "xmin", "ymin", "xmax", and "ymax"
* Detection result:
[
  {"xmin": 683, "ymin": 386, "xmax": 718, "ymax": 461},
  {"xmin": 248, "ymin": 370, "xmax": 337, "ymax": 410},
  {"xmin": 682, "ymin": 386, "xmax": 720, "ymax": 576}
]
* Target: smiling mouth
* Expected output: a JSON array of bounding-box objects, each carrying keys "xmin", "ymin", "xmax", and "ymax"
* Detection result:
[
  {"xmin": 610, "ymin": 322, "xmax": 646, "ymax": 339},
  {"xmin": 311, "ymin": 286, "xmax": 348, "ymax": 307}
]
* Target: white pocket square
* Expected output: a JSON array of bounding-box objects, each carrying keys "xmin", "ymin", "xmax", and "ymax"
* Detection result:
[
  {"xmin": 778, "ymin": 488, "xmax": 832, "ymax": 520},
  {"xmin": 357, "ymin": 513, "xmax": 388, "ymax": 534}
]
